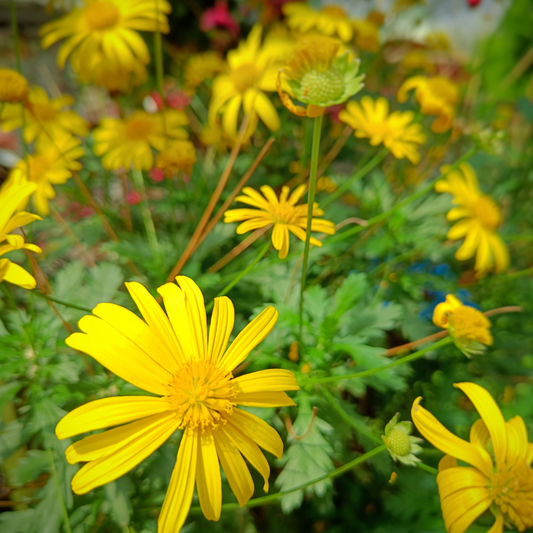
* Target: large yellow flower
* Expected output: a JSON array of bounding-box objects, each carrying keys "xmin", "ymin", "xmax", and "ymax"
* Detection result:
[
  {"xmin": 209, "ymin": 25, "xmax": 292, "ymax": 140},
  {"xmin": 435, "ymin": 163, "xmax": 509, "ymax": 276},
  {"xmin": 412, "ymin": 382, "xmax": 533, "ymax": 533},
  {"xmin": 6, "ymin": 133, "xmax": 84, "ymax": 216},
  {"xmin": 57, "ymin": 276, "xmax": 298, "ymax": 533},
  {"xmin": 397, "ymin": 75, "xmax": 458, "ymax": 133},
  {"xmin": 282, "ymin": 2, "xmax": 354, "ymax": 42},
  {"xmin": 40, "ymin": 0, "xmax": 170, "ymax": 73},
  {"xmin": 224, "ymin": 185, "xmax": 335, "ymax": 259},
  {"xmin": 339, "ymin": 96, "xmax": 426, "ymax": 164},
  {"xmin": 1, "ymin": 86, "xmax": 88, "ymax": 144},
  {"xmin": 92, "ymin": 110, "xmax": 189, "ymax": 170},
  {"xmin": 0, "ymin": 183, "xmax": 42, "ymax": 290}
]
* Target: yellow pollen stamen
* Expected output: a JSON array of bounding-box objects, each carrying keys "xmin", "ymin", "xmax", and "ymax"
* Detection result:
[
  {"xmin": 85, "ymin": 1, "xmax": 120, "ymax": 30},
  {"xmin": 471, "ymin": 195, "xmax": 501, "ymax": 230},
  {"xmin": 124, "ymin": 117, "xmax": 154, "ymax": 141},
  {"xmin": 231, "ymin": 64, "xmax": 259, "ymax": 93},
  {"xmin": 166, "ymin": 361, "xmax": 236, "ymax": 432}
]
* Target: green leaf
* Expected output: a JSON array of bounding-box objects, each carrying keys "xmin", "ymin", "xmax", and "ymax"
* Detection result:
[
  {"xmin": 332, "ymin": 273, "xmax": 368, "ymax": 320},
  {"xmin": 105, "ymin": 477, "xmax": 133, "ymax": 527}
]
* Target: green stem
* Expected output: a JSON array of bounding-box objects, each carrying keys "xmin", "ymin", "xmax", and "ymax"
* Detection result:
[
  {"xmin": 327, "ymin": 147, "xmax": 477, "ymax": 246},
  {"xmin": 417, "ymin": 462, "xmax": 438, "ymax": 475},
  {"xmin": 189, "ymin": 444, "xmax": 387, "ymax": 514},
  {"xmin": 301, "ymin": 337, "xmax": 453, "ymax": 387},
  {"xmin": 322, "ymin": 148, "xmax": 388, "ymax": 208},
  {"xmin": 206, "ymin": 242, "xmax": 270, "ymax": 311},
  {"xmin": 32, "ymin": 291, "xmax": 92, "ymax": 313},
  {"xmin": 48, "ymin": 449, "xmax": 73, "ymax": 533},
  {"xmin": 131, "ymin": 169, "xmax": 160, "ymax": 264},
  {"xmin": 299, "ymin": 114, "xmax": 323, "ymax": 337},
  {"xmin": 502, "ymin": 266, "xmax": 533, "ymax": 280}
]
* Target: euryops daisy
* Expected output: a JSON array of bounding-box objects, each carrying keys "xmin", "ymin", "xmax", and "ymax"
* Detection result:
[
  {"xmin": 435, "ymin": 163, "xmax": 509, "ymax": 276},
  {"xmin": 339, "ymin": 96, "xmax": 426, "ymax": 164},
  {"xmin": 58, "ymin": 276, "xmax": 299, "ymax": 532},
  {"xmin": 92, "ymin": 110, "xmax": 189, "ymax": 170},
  {"xmin": 0, "ymin": 183, "xmax": 42, "ymax": 290},
  {"xmin": 433, "ymin": 294, "xmax": 492, "ymax": 356},
  {"xmin": 224, "ymin": 185, "xmax": 335, "ymax": 258},
  {"xmin": 1, "ymin": 86, "xmax": 88, "ymax": 143},
  {"xmin": 412, "ymin": 382, "xmax": 533, "ymax": 533}
]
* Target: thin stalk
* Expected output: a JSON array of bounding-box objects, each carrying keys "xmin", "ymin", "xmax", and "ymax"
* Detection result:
[
  {"xmin": 131, "ymin": 169, "xmax": 161, "ymax": 264},
  {"xmin": 417, "ymin": 462, "xmax": 438, "ymax": 475},
  {"xmin": 299, "ymin": 113, "xmax": 323, "ymax": 337},
  {"xmin": 301, "ymin": 337, "xmax": 453, "ymax": 387},
  {"xmin": 321, "ymin": 148, "xmax": 387, "ymax": 208},
  {"xmin": 189, "ymin": 444, "xmax": 387, "ymax": 514},
  {"xmin": 32, "ymin": 291, "xmax": 92, "ymax": 314},
  {"xmin": 48, "ymin": 449, "xmax": 73, "ymax": 533},
  {"xmin": 206, "ymin": 242, "xmax": 270, "ymax": 311}
]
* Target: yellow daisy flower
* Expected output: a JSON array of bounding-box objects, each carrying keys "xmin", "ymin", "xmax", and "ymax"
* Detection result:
[
  {"xmin": 433, "ymin": 294, "xmax": 492, "ymax": 356},
  {"xmin": 397, "ymin": 75, "xmax": 458, "ymax": 133},
  {"xmin": 435, "ymin": 163, "xmax": 509, "ymax": 276},
  {"xmin": 224, "ymin": 185, "xmax": 336, "ymax": 259},
  {"xmin": 0, "ymin": 68, "xmax": 29, "ymax": 103},
  {"xmin": 352, "ymin": 18, "xmax": 381, "ymax": 52},
  {"xmin": 6, "ymin": 133, "xmax": 84, "ymax": 216},
  {"xmin": 155, "ymin": 140, "xmax": 197, "ymax": 177},
  {"xmin": 412, "ymin": 382, "xmax": 533, "ymax": 533},
  {"xmin": 1, "ymin": 86, "xmax": 89, "ymax": 144},
  {"xmin": 184, "ymin": 51, "xmax": 226, "ymax": 93},
  {"xmin": 282, "ymin": 2, "xmax": 354, "ymax": 42},
  {"xmin": 40, "ymin": 0, "xmax": 171, "ymax": 72},
  {"xmin": 57, "ymin": 276, "xmax": 299, "ymax": 533},
  {"xmin": 92, "ymin": 110, "xmax": 189, "ymax": 170},
  {"xmin": 209, "ymin": 25, "xmax": 292, "ymax": 140},
  {"xmin": 0, "ymin": 183, "xmax": 42, "ymax": 290},
  {"xmin": 339, "ymin": 96, "xmax": 426, "ymax": 164}
]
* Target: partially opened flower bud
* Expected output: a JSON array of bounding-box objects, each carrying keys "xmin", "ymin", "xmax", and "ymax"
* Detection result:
[{"xmin": 382, "ymin": 413, "xmax": 423, "ymax": 466}]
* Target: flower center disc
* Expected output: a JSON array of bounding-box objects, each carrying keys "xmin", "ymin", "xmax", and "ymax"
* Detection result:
[
  {"xmin": 271, "ymin": 203, "xmax": 299, "ymax": 225},
  {"xmin": 85, "ymin": 1, "xmax": 120, "ymax": 30},
  {"xmin": 300, "ymin": 69, "xmax": 344, "ymax": 104},
  {"xmin": 28, "ymin": 155, "xmax": 51, "ymax": 183},
  {"xmin": 166, "ymin": 361, "xmax": 236, "ymax": 431},
  {"xmin": 321, "ymin": 5, "xmax": 347, "ymax": 18},
  {"xmin": 489, "ymin": 461, "xmax": 533, "ymax": 531},
  {"xmin": 30, "ymin": 102, "xmax": 57, "ymax": 122},
  {"xmin": 232, "ymin": 64, "xmax": 258, "ymax": 93},
  {"xmin": 124, "ymin": 117, "xmax": 154, "ymax": 141},
  {"xmin": 472, "ymin": 195, "xmax": 501, "ymax": 230},
  {"xmin": 448, "ymin": 306, "xmax": 491, "ymax": 344}
]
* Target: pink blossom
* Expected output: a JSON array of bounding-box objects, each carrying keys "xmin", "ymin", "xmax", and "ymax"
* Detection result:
[
  {"xmin": 149, "ymin": 168, "xmax": 165, "ymax": 182},
  {"xmin": 126, "ymin": 191, "xmax": 142, "ymax": 205},
  {"xmin": 200, "ymin": 2, "xmax": 239, "ymax": 38}
]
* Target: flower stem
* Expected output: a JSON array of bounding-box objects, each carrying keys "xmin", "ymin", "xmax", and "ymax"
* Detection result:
[
  {"xmin": 190, "ymin": 444, "xmax": 386, "ymax": 514},
  {"xmin": 48, "ymin": 449, "xmax": 73, "ymax": 533},
  {"xmin": 131, "ymin": 168, "xmax": 161, "ymax": 265},
  {"xmin": 299, "ymin": 113, "xmax": 323, "ymax": 337},
  {"xmin": 206, "ymin": 242, "xmax": 270, "ymax": 311},
  {"xmin": 32, "ymin": 290, "xmax": 92, "ymax": 314},
  {"xmin": 301, "ymin": 337, "xmax": 453, "ymax": 387}
]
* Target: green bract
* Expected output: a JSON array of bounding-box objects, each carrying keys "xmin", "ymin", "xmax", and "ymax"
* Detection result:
[{"xmin": 382, "ymin": 413, "xmax": 423, "ymax": 467}]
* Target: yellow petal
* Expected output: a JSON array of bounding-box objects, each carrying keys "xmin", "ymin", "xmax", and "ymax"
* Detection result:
[
  {"xmin": 222, "ymin": 94, "xmax": 243, "ymax": 139},
  {"xmin": 158, "ymin": 430, "xmax": 198, "ymax": 533},
  {"xmin": 3, "ymin": 212, "xmax": 42, "ymax": 234},
  {"xmin": 411, "ymin": 397, "xmax": 492, "ymax": 476},
  {"xmin": 235, "ymin": 391, "xmax": 296, "ymax": 408},
  {"xmin": 438, "ymin": 455, "xmax": 458, "ymax": 471},
  {"xmin": 218, "ymin": 306, "xmax": 278, "ymax": 372},
  {"xmin": 70, "ymin": 412, "xmax": 180, "ymax": 494},
  {"xmin": 505, "ymin": 416, "xmax": 529, "ymax": 464},
  {"xmin": 67, "ymin": 317, "xmax": 170, "ymax": 396},
  {"xmin": 208, "ymin": 296, "xmax": 235, "ymax": 364},
  {"xmin": 3, "ymin": 262, "xmax": 37, "ymax": 290},
  {"xmin": 219, "ymin": 423, "xmax": 270, "ymax": 492},
  {"xmin": 56, "ymin": 396, "xmax": 173, "ymax": 439},
  {"xmin": 487, "ymin": 514, "xmax": 504, "ymax": 533},
  {"xmin": 196, "ymin": 428, "xmax": 221, "ymax": 521},
  {"xmin": 214, "ymin": 425, "xmax": 254, "ymax": 506},
  {"xmin": 228, "ymin": 408, "xmax": 283, "ymax": 459},
  {"xmin": 469, "ymin": 418, "xmax": 490, "ymax": 449},
  {"xmin": 232, "ymin": 369, "xmax": 299, "ymax": 394},
  {"xmin": 453, "ymin": 383, "xmax": 507, "ymax": 470},
  {"xmin": 0, "ymin": 182, "xmax": 37, "ymax": 233}
]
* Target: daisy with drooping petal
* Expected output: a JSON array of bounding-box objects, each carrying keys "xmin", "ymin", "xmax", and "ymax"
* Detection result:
[
  {"xmin": 0, "ymin": 69, "xmax": 29, "ymax": 103},
  {"xmin": 92, "ymin": 110, "xmax": 189, "ymax": 170},
  {"xmin": 397, "ymin": 75, "xmax": 458, "ymax": 133},
  {"xmin": 224, "ymin": 185, "xmax": 336, "ymax": 258},
  {"xmin": 433, "ymin": 294, "xmax": 492, "ymax": 356},
  {"xmin": 40, "ymin": 0, "xmax": 170, "ymax": 74},
  {"xmin": 435, "ymin": 163, "xmax": 509, "ymax": 276},
  {"xmin": 57, "ymin": 276, "xmax": 299, "ymax": 533},
  {"xmin": 282, "ymin": 2, "xmax": 355, "ymax": 42},
  {"xmin": 209, "ymin": 25, "xmax": 293, "ymax": 140},
  {"xmin": 1, "ymin": 86, "xmax": 88, "ymax": 144},
  {"xmin": 339, "ymin": 96, "xmax": 426, "ymax": 164},
  {"xmin": 6, "ymin": 133, "xmax": 84, "ymax": 216},
  {"xmin": 0, "ymin": 183, "xmax": 42, "ymax": 290},
  {"xmin": 412, "ymin": 382, "xmax": 533, "ymax": 533}
]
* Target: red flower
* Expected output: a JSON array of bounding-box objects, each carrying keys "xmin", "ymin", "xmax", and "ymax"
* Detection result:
[
  {"xmin": 200, "ymin": 2, "xmax": 239, "ymax": 38},
  {"xmin": 126, "ymin": 191, "xmax": 141, "ymax": 205}
]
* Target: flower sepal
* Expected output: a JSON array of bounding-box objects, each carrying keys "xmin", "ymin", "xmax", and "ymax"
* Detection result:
[{"xmin": 382, "ymin": 413, "xmax": 423, "ymax": 466}]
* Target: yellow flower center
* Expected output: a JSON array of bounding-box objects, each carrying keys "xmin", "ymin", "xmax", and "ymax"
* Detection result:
[
  {"xmin": 489, "ymin": 461, "xmax": 533, "ymax": 532},
  {"xmin": 0, "ymin": 69, "xmax": 29, "ymax": 103},
  {"xmin": 85, "ymin": 1, "xmax": 120, "ymax": 30},
  {"xmin": 448, "ymin": 306, "xmax": 492, "ymax": 345},
  {"xmin": 30, "ymin": 102, "xmax": 57, "ymax": 122},
  {"xmin": 321, "ymin": 5, "xmax": 347, "ymax": 18},
  {"xmin": 166, "ymin": 361, "xmax": 236, "ymax": 431},
  {"xmin": 231, "ymin": 64, "xmax": 259, "ymax": 93},
  {"xmin": 270, "ymin": 203, "xmax": 300, "ymax": 225},
  {"xmin": 27, "ymin": 155, "xmax": 51, "ymax": 183},
  {"xmin": 384, "ymin": 428, "xmax": 411, "ymax": 457},
  {"xmin": 300, "ymin": 68, "xmax": 344, "ymax": 103},
  {"xmin": 427, "ymin": 78, "xmax": 457, "ymax": 104},
  {"xmin": 156, "ymin": 141, "xmax": 196, "ymax": 177},
  {"xmin": 471, "ymin": 195, "xmax": 501, "ymax": 230},
  {"xmin": 124, "ymin": 117, "xmax": 154, "ymax": 141}
]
